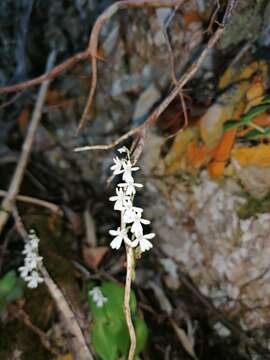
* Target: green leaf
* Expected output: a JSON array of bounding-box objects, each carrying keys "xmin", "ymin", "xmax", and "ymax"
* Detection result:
[
  {"xmin": 116, "ymin": 322, "xmax": 130, "ymax": 357},
  {"xmin": 261, "ymin": 94, "xmax": 270, "ymax": 105},
  {"xmin": 0, "ymin": 271, "xmax": 17, "ymax": 296},
  {"xmin": 135, "ymin": 317, "xmax": 148, "ymax": 355},
  {"xmin": 223, "ymin": 120, "xmax": 239, "ymax": 131},
  {"xmin": 88, "ymin": 292, "xmax": 107, "ymax": 323},
  {"xmin": 0, "ymin": 271, "xmax": 23, "ymax": 313},
  {"xmin": 243, "ymin": 128, "xmax": 270, "ymax": 140},
  {"xmin": 92, "ymin": 323, "xmax": 118, "ymax": 360},
  {"xmin": 89, "ymin": 282, "xmax": 148, "ymax": 358},
  {"xmin": 6, "ymin": 286, "xmax": 23, "ymax": 303},
  {"xmin": 101, "ymin": 282, "xmax": 137, "ymax": 320},
  {"xmin": 224, "ymin": 101, "xmax": 270, "ymax": 132}
]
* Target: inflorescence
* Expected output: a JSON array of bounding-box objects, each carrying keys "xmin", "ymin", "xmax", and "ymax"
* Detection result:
[
  {"xmin": 19, "ymin": 230, "xmax": 43, "ymax": 289},
  {"xmin": 89, "ymin": 287, "xmax": 108, "ymax": 308},
  {"xmin": 109, "ymin": 147, "xmax": 155, "ymax": 252}
]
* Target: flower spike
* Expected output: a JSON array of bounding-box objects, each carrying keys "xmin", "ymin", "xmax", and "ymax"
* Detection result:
[{"xmin": 108, "ymin": 147, "xmax": 155, "ymax": 253}]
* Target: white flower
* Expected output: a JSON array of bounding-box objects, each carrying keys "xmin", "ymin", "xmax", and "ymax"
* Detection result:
[
  {"xmin": 118, "ymin": 179, "xmax": 143, "ymax": 196},
  {"xmin": 22, "ymin": 242, "xmax": 35, "ymax": 256},
  {"xmin": 130, "ymin": 213, "xmax": 150, "ymax": 236},
  {"xmin": 118, "ymin": 146, "xmax": 128, "ymax": 154},
  {"xmin": 19, "ymin": 230, "xmax": 43, "ymax": 289},
  {"xmin": 89, "ymin": 287, "xmax": 108, "ymax": 308},
  {"xmin": 110, "ymin": 157, "xmax": 124, "ymax": 175},
  {"xmin": 25, "ymin": 270, "xmax": 44, "ymax": 289},
  {"xmin": 109, "ymin": 188, "xmax": 131, "ymax": 211},
  {"xmin": 109, "ymin": 227, "xmax": 131, "ymax": 249},
  {"xmin": 24, "ymin": 253, "xmax": 43, "ymax": 270},
  {"xmin": 136, "ymin": 233, "xmax": 155, "ymax": 252},
  {"xmin": 108, "ymin": 146, "xmax": 155, "ymax": 253},
  {"xmin": 18, "ymin": 265, "xmax": 30, "ymax": 279},
  {"xmin": 122, "ymin": 160, "xmax": 139, "ymax": 182},
  {"xmin": 123, "ymin": 204, "xmax": 143, "ymax": 223},
  {"xmin": 213, "ymin": 322, "xmax": 231, "ymax": 337}
]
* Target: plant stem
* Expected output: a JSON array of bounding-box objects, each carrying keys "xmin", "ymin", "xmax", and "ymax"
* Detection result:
[
  {"xmin": 124, "ymin": 244, "xmax": 136, "ymax": 360},
  {"xmin": 122, "ymin": 211, "xmax": 136, "ymax": 360}
]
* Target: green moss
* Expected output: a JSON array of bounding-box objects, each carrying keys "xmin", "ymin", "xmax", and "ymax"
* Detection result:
[
  {"xmin": 237, "ymin": 192, "xmax": 270, "ymax": 219},
  {"xmin": 219, "ymin": 0, "xmax": 266, "ymax": 50}
]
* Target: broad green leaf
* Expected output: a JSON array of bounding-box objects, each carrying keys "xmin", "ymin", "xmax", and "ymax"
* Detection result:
[
  {"xmin": 88, "ymin": 293, "xmax": 107, "ymax": 323},
  {"xmin": 91, "ymin": 323, "xmax": 118, "ymax": 360},
  {"xmin": 89, "ymin": 281, "xmax": 148, "ymax": 359},
  {"xmin": 117, "ymin": 322, "xmax": 130, "ymax": 357},
  {"xmin": 101, "ymin": 282, "xmax": 137, "ymax": 320}
]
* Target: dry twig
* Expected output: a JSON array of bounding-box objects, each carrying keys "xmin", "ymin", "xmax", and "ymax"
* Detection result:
[
  {"xmin": 0, "ymin": 189, "xmax": 62, "ymax": 215},
  {"xmin": 9, "ymin": 304, "xmax": 58, "ymax": 355},
  {"xmin": 0, "ymin": 51, "xmax": 56, "ymax": 234},
  {"xmin": 157, "ymin": 246, "xmax": 270, "ymax": 357},
  {"xmin": 13, "ymin": 208, "xmax": 94, "ymax": 360}
]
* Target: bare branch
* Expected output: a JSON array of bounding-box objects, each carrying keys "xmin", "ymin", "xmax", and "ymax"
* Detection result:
[
  {"xmin": 0, "ymin": 189, "xmax": 62, "ymax": 215},
  {"xmin": 13, "ymin": 208, "xmax": 94, "ymax": 360},
  {"xmin": 0, "ymin": 51, "xmax": 56, "ymax": 234},
  {"xmin": 0, "ymin": 50, "xmax": 90, "ymax": 94}
]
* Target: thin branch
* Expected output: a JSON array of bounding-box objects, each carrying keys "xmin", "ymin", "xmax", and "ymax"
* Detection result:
[
  {"xmin": 13, "ymin": 208, "xmax": 94, "ymax": 360},
  {"xmin": 0, "ymin": 50, "xmax": 90, "ymax": 94},
  {"xmin": 161, "ymin": 18, "xmax": 189, "ymax": 136},
  {"xmin": 157, "ymin": 246, "xmax": 270, "ymax": 357},
  {"xmin": 0, "ymin": 189, "xmax": 62, "ymax": 215},
  {"xmin": 0, "ymin": 51, "xmax": 56, "ymax": 234},
  {"xmin": 10, "ymin": 304, "xmax": 58, "ymax": 355},
  {"xmin": 0, "ymin": 92, "xmax": 24, "ymax": 109},
  {"xmin": 39, "ymin": 266, "xmax": 94, "ymax": 360}
]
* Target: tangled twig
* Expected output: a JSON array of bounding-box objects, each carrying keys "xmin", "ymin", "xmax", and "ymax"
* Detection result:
[
  {"xmin": 75, "ymin": 0, "xmax": 238, "ymax": 151},
  {"xmin": 0, "ymin": 0, "xmax": 237, "ymax": 144},
  {"xmin": 0, "ymin": 1, "xmax": 185, "ymax": 132}
]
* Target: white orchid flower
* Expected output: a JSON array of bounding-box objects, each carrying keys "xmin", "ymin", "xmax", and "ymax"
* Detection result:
[
  {"xmin": 136, "ymin": 233, "xmax": 155, "ymax": 252},
  {"xmin": 110, "ymin": 157, "xmax": 124, "ymax": 175},
  {"xmin": 109, "ymin": 188, "xmax": 131, "ymax": 211}
]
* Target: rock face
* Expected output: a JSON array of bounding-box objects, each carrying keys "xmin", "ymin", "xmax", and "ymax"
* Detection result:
[{"xmin": 142, "ymin": 135, "xmax": 270, "ymax": 331}]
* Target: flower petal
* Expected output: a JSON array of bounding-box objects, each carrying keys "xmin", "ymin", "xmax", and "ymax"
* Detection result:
[
  {"xmin": 110, "ymin": 236, "xmax": 122, "ymax": 250},
  {"xmin": 140, "ymin": 239, "xmax": 153, "ymax": 252}
]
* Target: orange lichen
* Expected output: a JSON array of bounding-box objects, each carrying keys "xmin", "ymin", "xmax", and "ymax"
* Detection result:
[{"xmin": 232, "ymin": 144, "xmax": 270, "ymax": 167}]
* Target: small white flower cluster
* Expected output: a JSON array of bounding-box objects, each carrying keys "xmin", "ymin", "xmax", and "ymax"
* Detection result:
[
  {"xmin": 109, "ymin": 147, "xmax": 155, "ymax": 252},
  {"xmin": 19, "ymin": 230, "xmax": 43, "ymax": 289},
  {"xmin": 89, "ymin": 287, "xmax": 108, "ymax": 308}
]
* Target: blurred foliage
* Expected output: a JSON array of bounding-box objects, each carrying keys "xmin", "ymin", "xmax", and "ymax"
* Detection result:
[{"xmin": 0, "ymin": 270, "xmax": 23, "ymax": 312}]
